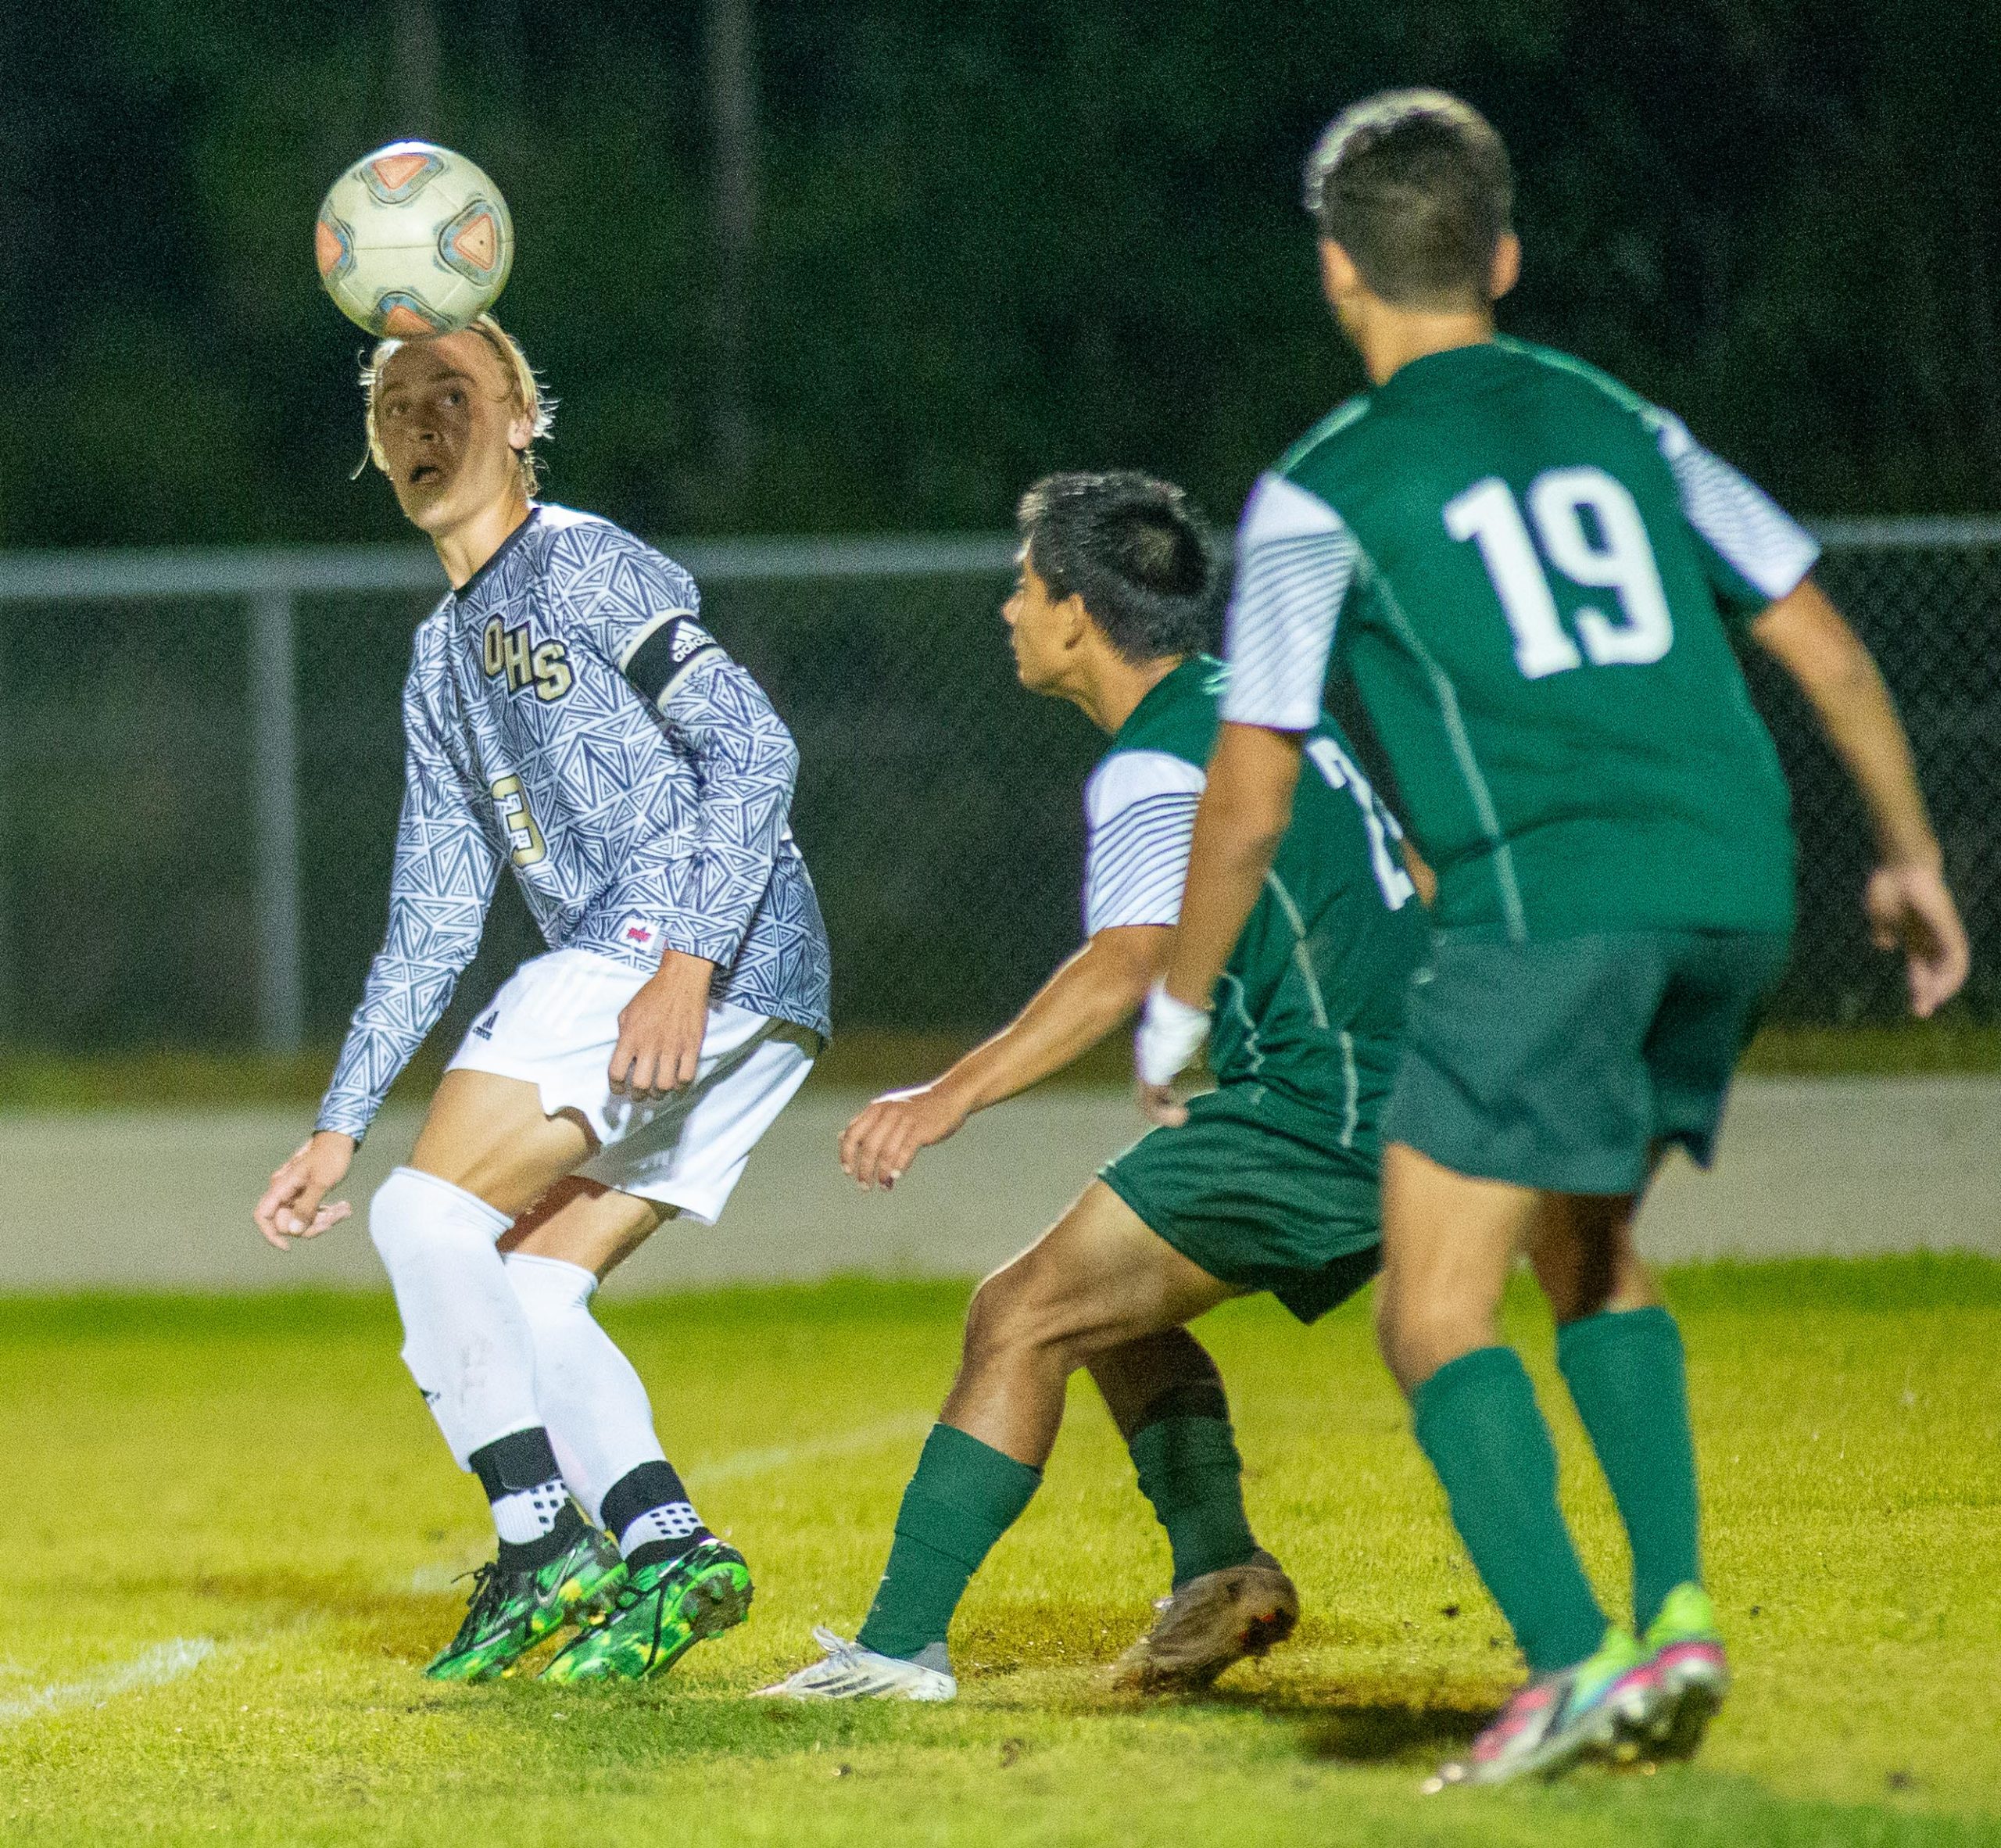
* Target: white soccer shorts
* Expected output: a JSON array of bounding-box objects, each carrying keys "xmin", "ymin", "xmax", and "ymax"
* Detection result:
[{"xmin": 446, "ymin": 947, "xmax": 818, "ymax": 1224}]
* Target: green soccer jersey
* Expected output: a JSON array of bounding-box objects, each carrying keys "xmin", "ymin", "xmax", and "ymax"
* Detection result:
[
  {"xmin": 1221, "ymin": 337, "xmax": 1814, "ymax": 939},
  {"xmin": 1087, "ymin": 656, "xmax": 1426, "ymax": 1146}
]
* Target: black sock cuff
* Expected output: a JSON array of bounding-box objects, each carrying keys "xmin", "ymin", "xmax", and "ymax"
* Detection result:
[
  {"xmin": 1129, "ymin": 1377, "xmax": 1231, "ymax": 1434},
  {"xmin": 600, "ymin": 1460, "xmax": 695, "ymax": 1541},
  {"xmin": 471, "ymin": 1427, "xmax": 563, "ymax": 1500}
]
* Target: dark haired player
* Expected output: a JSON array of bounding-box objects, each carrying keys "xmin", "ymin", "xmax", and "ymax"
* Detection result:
[
  {"xmin": 764, "ymin": 472, "xmax": 1426, "ymax": 1699},
  {"xmin": 254, "ymin": 317, "xmax": 831, "ymax": 1684},
  {"xmin": 1138, "ymin": 91, "xmax": 1969, "ymax": 1784}
]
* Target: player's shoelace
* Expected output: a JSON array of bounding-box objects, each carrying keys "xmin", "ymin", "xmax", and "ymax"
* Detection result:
[{"xmin": 442, "ymin": 1561, "xmax": 510, "ymax": 1651}]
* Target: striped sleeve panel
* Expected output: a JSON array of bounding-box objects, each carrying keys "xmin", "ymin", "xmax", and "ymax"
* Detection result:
[
  {"xmin": 1654, "ymin": 413, "xmax": 1820, "ymax": 603},
  {"xmin": 1219, "ymin": 473, "xmax": 1358, "ymax": 731},
  {"xmin": 1082, "ymin": 749, "xmax": 1207, "ymax": 935}
]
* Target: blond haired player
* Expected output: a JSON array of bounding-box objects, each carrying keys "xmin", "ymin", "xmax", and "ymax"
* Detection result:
[{"xmin": 255, "ymin": 317, "xmax": 830, "ymax": 1685}]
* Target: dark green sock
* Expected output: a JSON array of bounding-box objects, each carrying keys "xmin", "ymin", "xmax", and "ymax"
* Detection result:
[
  {"xmin": 1127, "ymin": 1381, "xmax": 1260, "ymax": 1587},
  {"xmin": 1556, "ymin": 1306, "xmax": 1702, "ymax": 1633},
  {"xmin": 855, "ymin": 1423, "xmax": 1040, "ymax": 1660},
  {"xmin": 1412, "ymin": 1345, "xmax": 1607, "ymax": 1675}
]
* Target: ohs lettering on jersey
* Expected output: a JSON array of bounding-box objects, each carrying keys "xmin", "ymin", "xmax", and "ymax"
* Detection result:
[{"xmin": 481, "ymin": 615, "xmax": 574, "ymax": 702}]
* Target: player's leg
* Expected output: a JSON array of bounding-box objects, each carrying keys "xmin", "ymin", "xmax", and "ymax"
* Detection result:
[
  {"xmin": 1376, "ymin": 1144, "xmax": 1612, "ymax": 1671},
  {"xmin": 1088, "ymin": 1330, "xmax": 1298, "ymax": 1692},
  {"xmin": 496, "ymin": 1178, "xmax": 752, "ymax": 1684},
  {"xmin": 367, "ymin": 1069, "xmax": 621, "ymax": 1680},
  {"xmin": 1090, "ymin": 1332, "xmax": 1261, "ymax": 1590},
  {"xmin": 1378, "ymin": 1144, "xmax": 1665, "ymax": 1786},
  {"xmin": 764, "ymin": 1184, "xmax": 1236, "ymax": 1699},
  {"xmin": 518, "ymin": 1013, "xmax": 816, "ymax": 1681},
  {"xmin": 1529, "ymin": 1185, "xmax": 1726, "ymax": 1757}
]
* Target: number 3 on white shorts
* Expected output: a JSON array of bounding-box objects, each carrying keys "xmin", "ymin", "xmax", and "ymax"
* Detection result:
[
  {"xmin": 1305, "ymin": 736, "xmax": 1417, "ymax": 911},
  {"xmin": 1444, "ymin": 467, "xmax": 1674, "ymax": 679}
]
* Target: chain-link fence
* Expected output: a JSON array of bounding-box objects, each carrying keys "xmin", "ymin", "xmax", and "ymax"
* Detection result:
[{"xmin": 0, "ymin": 520, "xmax": 1992, "ymax": 1058}]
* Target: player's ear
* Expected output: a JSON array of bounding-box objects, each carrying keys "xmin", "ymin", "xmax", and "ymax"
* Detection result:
[
  {"xmin": 1490, "ymin": 232, "xmax": 1521, "ymax": 303},
  {"xmin": 1057, "ymin": 593, "xmax": 1091, "ymax": 650},
  {"xmin": 1319, "ymin": 238, "xmax": 1362, "ymax": 304}
]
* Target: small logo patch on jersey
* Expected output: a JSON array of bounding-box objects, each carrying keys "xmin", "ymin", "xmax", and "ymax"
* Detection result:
[
  {"xmin": 471, "ymin": 1009, "xmax": 499, "ymax": 1040},
  {"xmin": 622, "ymin": 919, "xmax": 657, "ymax": 949}
]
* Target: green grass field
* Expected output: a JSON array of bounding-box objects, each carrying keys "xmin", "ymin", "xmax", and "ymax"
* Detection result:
[{"xmin": 6, "ymin": 1260, "xmax": 1999, "ymax": 1846}]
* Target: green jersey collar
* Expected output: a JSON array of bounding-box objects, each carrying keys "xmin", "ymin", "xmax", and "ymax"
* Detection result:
[
  {"xmin": 1112, "ymin": 654, "xmax": 1225, "ymax": 749},
  {"xmin": 1371, "ymin": 336, "xmax": 1514, "ymax": 406}
]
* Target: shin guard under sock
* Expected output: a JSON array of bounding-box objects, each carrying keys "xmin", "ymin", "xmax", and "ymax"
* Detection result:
[
  {"xmin": 504, "ymin": 1252, "xmax": 671, "ymax": 1524},
  {"xmin": 369, "ymin": 1166, "xmax": 539, "ymax": 1467},
  {"xmin": 1126, "ymin": 1379, "xmax": 1259, "ymax": 1587},
  {"xmin": 856, "ymin": 1424, "xmax": 1040, "ymax": 1661},
  {"xmin": 1557, "ymin": 1305, "xmax": 1702, "ymax": 1632},
  {"xmin": 1412, "ymin": 1345, "xmax": 1607, "ymax": 1675}
]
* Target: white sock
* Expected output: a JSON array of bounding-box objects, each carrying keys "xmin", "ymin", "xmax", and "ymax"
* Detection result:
[
  {"xmin": 369, "ymin": 1166, "xmax": 540, "ymax": 1469},
  {"xmin": 490, "ymin": 1477, "xmax": 570, "ymax": 1545},
  {"xmin": 617, "ymin": 1500, "xmax": 703, "ymax": 1556},
  {"xmin": 503, "ymin": 1252, "xmax": 668, "ymax": 1525}
]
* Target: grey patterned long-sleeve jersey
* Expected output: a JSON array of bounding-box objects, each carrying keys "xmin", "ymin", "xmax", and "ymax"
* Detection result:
[{"xmin": 316, "ymin": 505, "xmax": 832, "ymax": 1140}]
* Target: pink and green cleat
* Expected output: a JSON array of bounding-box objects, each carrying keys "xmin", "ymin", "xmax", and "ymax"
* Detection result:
[
  {"xmin": 1634, "ymin": 1582, "xmax": 1730, "ymax": 1760},
  {"xmin": 1424, "ymin": 1625, "xmax": 1656, "ymax": 1790}
]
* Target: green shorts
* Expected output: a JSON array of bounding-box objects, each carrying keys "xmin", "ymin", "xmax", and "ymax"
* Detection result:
[
  {"xmin": 1382, "ymin": 929, "xmax": 1792, "ymax": 1196},
  {"xmin": 1099, "ymin": 1084, "xmax": 1381, "ymax": 1325}
]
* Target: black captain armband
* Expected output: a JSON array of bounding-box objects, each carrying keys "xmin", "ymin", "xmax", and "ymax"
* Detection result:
[{"xmin": 619, "ymin": 612, "xmax": 729, "ymax": 707}]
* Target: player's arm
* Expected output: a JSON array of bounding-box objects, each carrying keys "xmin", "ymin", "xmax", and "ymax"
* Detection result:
[
  {"xmin": 1138, "ymin": 725, "xmax": 1302, "ymax": 1127},
  {"xmin": 1655, "ymin": 411, "xmax": 1969, "ymax": 1018},
  {"xmin": 845, "ymin": 743, "xmax": 1209, "ymax": 1187},
  {"xmin": 1135, "ymin": 473, "xmax": 1355, "ymax": 1121},
  {"xmin": 1750, "ymin": 578, "xmax": 1968, "ymax": 1016},
  {"xmin": 839, "ymin": 925, "xmax": 1169, "ymax": 1190},
  {"xmin": 256, "ymin": 686, "xmax": 503, "ymax": 1250}
]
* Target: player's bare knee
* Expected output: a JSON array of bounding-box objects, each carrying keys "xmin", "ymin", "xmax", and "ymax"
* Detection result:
[{"xmin": 963, "ymin": 1266, "xmax": 1079, "ymax": 1370}]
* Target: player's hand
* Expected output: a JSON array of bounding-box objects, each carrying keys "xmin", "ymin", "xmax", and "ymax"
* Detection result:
[
  {"xmin": 256, "ymin": 1131, "xmax": 357, "ymax": 1252},
  {"xmin": 610, "ymin": 950, "xmax": 714, "ymax": 1100},
  {"xmin": 1135, "ymin": 980, "xmax": 1211, "ymax": 1128},
  {"xmin": 1866, "ymin": 861, "xmax": 1970, "ymax": 1019},
  {"xmin": 839, "ymin": 1083, "xmax": 971, "ymax": 1191}
]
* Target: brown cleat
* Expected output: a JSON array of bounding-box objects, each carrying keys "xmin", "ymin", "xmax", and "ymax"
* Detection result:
[{"xmin": 1104, "ymin": 1550, "xmax": 1300, "ymax": 1693}]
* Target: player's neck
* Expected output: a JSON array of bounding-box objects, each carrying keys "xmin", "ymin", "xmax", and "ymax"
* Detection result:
[
  {"xmin": 1084, "ymin": 653, "xmax": 1185, "ymax": 735},
  {"xmin": 431, "ymin": 491, "xmax": 534, "ymax": 590},
  {"xmin": 1351, "ymin": 306, "xmax": 1497, "ymax": 388}
]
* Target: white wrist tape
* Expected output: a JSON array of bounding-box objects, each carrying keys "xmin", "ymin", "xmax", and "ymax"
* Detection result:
[{"xmin": 1136, "ymin": 980, "xmax": 1212, "ymax": 1087}]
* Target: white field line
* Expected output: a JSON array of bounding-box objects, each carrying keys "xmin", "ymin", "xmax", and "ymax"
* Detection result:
[
  {"xmin": 0, "ymin": 1637, "xmax": 217, "ymax": 1726},
  {"xmin": 685, "ymin": 1413, "xmax": 932, "ymax": 1488},
  {"xmin": 406, "ymin": 1413, "xmax": 932, "ymax": 1591}
]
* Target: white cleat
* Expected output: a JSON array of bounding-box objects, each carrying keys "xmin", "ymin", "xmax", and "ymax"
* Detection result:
[{"xmin": 757, "ymin": 1626, "xmax": 958, "ymax": 1702}]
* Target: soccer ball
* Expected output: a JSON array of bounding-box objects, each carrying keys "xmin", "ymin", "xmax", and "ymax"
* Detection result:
[{"xmin": 315, "ymin": 141, "xmax": 514, "ymax": 338}]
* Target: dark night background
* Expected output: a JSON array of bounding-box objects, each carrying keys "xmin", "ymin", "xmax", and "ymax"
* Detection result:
[
  {"xmin": 0, "ymin": 1, "xmax": 1996, "ymax": 1053},
  {"xmin": 5, "ymin": 0, "xmax": 1999, "ymax": 550}
]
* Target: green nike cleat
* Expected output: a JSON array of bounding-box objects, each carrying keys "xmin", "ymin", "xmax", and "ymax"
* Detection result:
[
  {"xmin": 424, "ymin": 1524, "xmax": 626, "ymax": 1683},
  {"xmin": 1635, "ymin": 1581, "xmax": 1730, "ymax": 1760},
  {"xmin": 539, "ymin": 1538, "xmax": 752, "ymax": 1684}
]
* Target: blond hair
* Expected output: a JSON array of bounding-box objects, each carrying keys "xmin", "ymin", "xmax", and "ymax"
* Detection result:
[{"xmin": 360, "ymin": 313, "xmax": 556, "ymax": 492}]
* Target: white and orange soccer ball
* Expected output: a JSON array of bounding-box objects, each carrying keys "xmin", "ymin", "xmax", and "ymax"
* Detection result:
[{"xmin": 315, "ymin": 141, "xmax": 514, "ymax": 338}]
